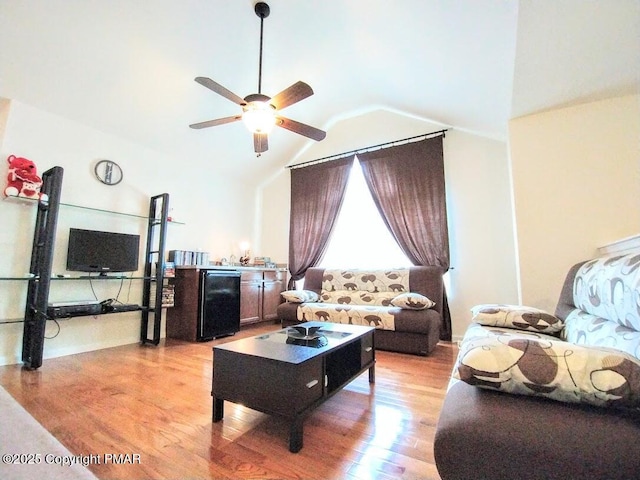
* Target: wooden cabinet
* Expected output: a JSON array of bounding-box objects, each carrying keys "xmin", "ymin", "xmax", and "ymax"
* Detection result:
[
  {"xmin": 240, "ymin": 269, "xmax": 286, "ymax": 326},
  {"xmin": 168, "ymin": 267, "xmax": 286, "ymax": 338},
  {"xmin": 262, "ymin": 270, "xmax": 286, "ymax": 321},
  {"xmin": 240, "ymin": 271, "xmax": 262, "ymax": 324}
]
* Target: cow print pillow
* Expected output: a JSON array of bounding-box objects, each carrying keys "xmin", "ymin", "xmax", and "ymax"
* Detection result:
[
  {"xmin": 391, "ymin": 292, "xmax": 435, "ymax": 310},
  {"xmin": 281, "ymin": 290, "xmax": 319, "ymax": 303},
  {"xmin": 455, "ymin": 334, "xmax": 640, "ymax": 409},
  {"xmin": 471, "ymin": 304, "xmax": 564, "ymax": 334}
]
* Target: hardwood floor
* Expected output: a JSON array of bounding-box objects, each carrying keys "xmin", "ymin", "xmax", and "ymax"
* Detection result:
[{"xmin": 0, "ymin": 323, "xmax": 457, "ymax": 480}]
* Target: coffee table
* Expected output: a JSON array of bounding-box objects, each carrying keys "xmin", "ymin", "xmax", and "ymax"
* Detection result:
[{"xmin": 211, "ymin": 321, "xmax": 375, "ymax": 452}]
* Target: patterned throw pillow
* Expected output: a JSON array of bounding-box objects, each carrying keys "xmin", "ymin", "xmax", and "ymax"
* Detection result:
[
  {"xmin": 572, "ymin": 253, "xmax": 640, "ymax": 331},
  {"xmin": 390, "ymin": 292, "xmax": 435, "ymax": 310},
  {"xmin": 454, "ymin": 334, "xmax": 640, "ymax": 409},
  {"xmin": 471, "ymin": 304, "xmax": 564, "ymax": 334},
  {"xmin": 280, "ymin": 290, "xmax": 319, "ymax": 303}
]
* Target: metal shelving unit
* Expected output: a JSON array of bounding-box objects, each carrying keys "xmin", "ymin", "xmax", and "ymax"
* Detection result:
[
  {"xmin": 21, "ymin": 166, "xmax": 64, "ymax": 369},
  {"xmin": 10, "ymin": 166, "xmax": 173, "ymax": 368},
  {"xmin": 140, "ymin": 193, "xmax": 169, "ymax": 345}
]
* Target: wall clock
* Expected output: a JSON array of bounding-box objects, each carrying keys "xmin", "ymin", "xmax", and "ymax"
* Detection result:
[{"xmin": 94, "ymin": 160, "xmax": 123, "ymax": 186}]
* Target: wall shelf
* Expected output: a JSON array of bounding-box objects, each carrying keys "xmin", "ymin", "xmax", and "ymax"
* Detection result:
[
  {"xmin": 0, "ymin": 276, "xmax": 158, "ymax": 281},
  {"xmin": 5, "ymin": 167, "xmax": 173, "ymax": 368},
  {"xmin": 598, "ymin": 234, "xmax": 640, "ymax": 256},
  {"xmin": 3, "ymin": 194, "xmax": 185, "ymax": 225},
  {"xmin": 0, "ymin": 318, "xmax": 30, "ymax": 325},
  {"xmin": 50, "ymin": 276, "xmax": 152, "ymax": 281}
]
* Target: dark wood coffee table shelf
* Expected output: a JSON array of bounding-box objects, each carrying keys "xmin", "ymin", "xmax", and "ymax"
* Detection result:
[{"xmin": 212, "ymin": 321, "xmax": 375, "ymax": 452}]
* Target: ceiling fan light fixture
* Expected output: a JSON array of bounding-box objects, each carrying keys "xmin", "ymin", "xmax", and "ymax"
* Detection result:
[
  {"xmin": 190, "ymin": 2, "xmax": 326, "ymax": 153},
  {"xmin": 242, "ymin": 101, "xmax": 276, "ymax": 134}
]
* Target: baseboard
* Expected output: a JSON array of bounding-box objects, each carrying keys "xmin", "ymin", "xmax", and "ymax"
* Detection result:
[{"xmin": 0, "ymin": 336, "xmax": 158, "ymax": 367}]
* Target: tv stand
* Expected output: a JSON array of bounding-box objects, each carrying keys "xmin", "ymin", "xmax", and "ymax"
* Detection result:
[{"xmin": 17, "ymin": 166, "xmax": 173, "ymax": 369}]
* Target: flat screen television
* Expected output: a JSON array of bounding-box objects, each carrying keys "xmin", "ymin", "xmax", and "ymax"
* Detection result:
[{"xmin": 66, "ymin": 228, "xmax": 140, "ymax": 275}]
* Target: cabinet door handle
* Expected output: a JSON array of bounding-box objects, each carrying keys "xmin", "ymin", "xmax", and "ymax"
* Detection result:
[
  {"xmin": 306, "ymin": 379, "xmax": 319, "ymax": 389},
  {"xmin": 365, "ymin": 347, "xmax": 372, "ymax": 352}
]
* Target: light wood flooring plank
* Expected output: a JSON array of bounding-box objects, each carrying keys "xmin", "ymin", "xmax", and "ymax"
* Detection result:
[{"xmin": 0, "ymin": 322, "xmax": 457, "ymax": 480}]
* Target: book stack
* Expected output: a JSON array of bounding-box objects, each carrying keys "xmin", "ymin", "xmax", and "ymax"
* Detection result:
[
  {"xmin": 253, "ymin": 256, "xmax": 272, "ymax": 267},
  {"xmin": 168, "ymin": 250, "xmax": 210, "ymax": 266},
  {"xmin": 161, "ymin": 284, "xmax": 175, "ymax": 307},
  {"xmin": 164, "ymin": 262, "xmax": 176, "ymax": 277}
]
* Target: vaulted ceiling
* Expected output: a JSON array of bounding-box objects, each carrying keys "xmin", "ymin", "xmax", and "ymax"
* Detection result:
[{"xmin": 1, "ymin": 0, "xmax": 638, "ymax": 181}]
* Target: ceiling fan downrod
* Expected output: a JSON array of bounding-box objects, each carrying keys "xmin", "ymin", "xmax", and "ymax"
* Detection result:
[{"xmin": 255, "ymin": 2, "xmax": 270, "ymax": 95}]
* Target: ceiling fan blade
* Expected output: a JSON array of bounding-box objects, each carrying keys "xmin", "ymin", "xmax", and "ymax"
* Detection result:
[
  {"xmin": 275, "ymin": 116, "xmax": 326, "ymax": 141},
  {"xmin": 194, "ymin": 77, "xmax": 245, "ymax": 105},
  {"xmin": 254, "ymin": 133, "xmax": 268, "ymax": 154},
  {"xmin": 270, "ymin": 81, "xmax": 314, "ymax": 110},
  {"xmin": 189, "ymin": 115, "xmax": 241, "ymax": 129}
]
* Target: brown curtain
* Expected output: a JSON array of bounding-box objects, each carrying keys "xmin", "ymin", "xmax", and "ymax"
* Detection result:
[
  {"xmin": 357, "ymin": 136, "xmax": 452, "ymax": 340},
  {"xmin": 288, "ymin": 155, "xmax": 355, "ymax": 288}
]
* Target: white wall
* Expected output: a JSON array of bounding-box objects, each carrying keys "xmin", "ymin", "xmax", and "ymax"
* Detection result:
[
  {"xmin": 509, "ymin": 94, "xmax": 640, "ymax": 312},
  {"xmin": 0, "ymin": 99, "xmax": 9, "ymax": 149},
  {"xmin": 0, "ymin": 100, "xmax": 255, "ymax": 365},
  {"xmin": 444, "ymin": 129, "xmax": 519, "ymax": 337},
  {"xmin": 258, "ymin": 108, "xmax": 518, "ymax": 339}
]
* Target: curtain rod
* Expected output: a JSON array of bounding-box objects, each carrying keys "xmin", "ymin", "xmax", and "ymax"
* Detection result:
[{"xmin": 286, "ymin": 128, "xmax": 449, "ymax": 170}]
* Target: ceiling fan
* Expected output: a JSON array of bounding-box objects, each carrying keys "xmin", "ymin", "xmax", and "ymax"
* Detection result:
[{"xmin": 189, "ymin": 2, "xmax": 326, "ymax": 155}]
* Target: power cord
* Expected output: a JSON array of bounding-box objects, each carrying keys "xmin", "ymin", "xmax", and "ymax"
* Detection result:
[
  {"xmin": 87, "ymin": 273, "xmax": 132, "ymax": 304},
  {"xmin": 88, "ymin": 274, "xmax": 99, "ymax": 301},
  {"xmin": 44, "ymin": 318, "xmax": 61, "ymax": 339},
  {"xmin": 115, "ymin": 276, "xmax": 125, "ymax": 303}
]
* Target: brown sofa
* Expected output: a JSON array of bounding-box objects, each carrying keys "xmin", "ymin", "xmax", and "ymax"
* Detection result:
[
  {"xmin": 434, "ymin": 252, "xmax": 640, "ymax": 480},
  {"xmin": 277, "ymin": 267, "xmax": 445, "ymax": 355}
]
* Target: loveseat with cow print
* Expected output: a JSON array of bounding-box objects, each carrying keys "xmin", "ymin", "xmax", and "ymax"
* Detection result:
[{"xmin": 276, "ymin": 266, "xmax": 445, "ymax": 355}]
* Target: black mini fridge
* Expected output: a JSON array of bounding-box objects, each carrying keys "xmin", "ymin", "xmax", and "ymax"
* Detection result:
[{"xmin": 198, "ymin": 270, "xmax": 241, "ymax": 341}]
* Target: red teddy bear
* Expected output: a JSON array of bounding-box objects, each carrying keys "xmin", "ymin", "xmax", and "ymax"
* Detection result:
[{"xmin": 4, "ymin": 155, "xmax": 45, "ymax": 200}]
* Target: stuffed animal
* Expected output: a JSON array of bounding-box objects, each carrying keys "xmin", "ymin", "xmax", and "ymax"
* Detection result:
[{"xmin": 4, "ymin": 155, "xmax": 45, "ymax": 200}]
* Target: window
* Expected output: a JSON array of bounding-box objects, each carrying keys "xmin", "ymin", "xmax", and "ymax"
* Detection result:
[{"xmin": 319, "ymin": 157, "xmax": 412, "ymax": 269}]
